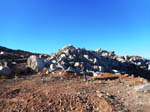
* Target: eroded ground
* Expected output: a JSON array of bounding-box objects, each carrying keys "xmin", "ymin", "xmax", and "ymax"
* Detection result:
[{"xmin": 0, "ymin": 72, "xmax": 150, "ymax": 112}]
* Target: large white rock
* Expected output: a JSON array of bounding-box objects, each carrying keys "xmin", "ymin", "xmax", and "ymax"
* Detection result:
[
  {"xmin": 112, "ymin": 69, "xmax": 119, "ymax": 74},
  {"xmin": 117, "ymin": 57, "xmax": 125, "ymax": 63},
  {"xmin": 0, "ymin": 65, "xmax": 3, "ymax": 71},
  {"xmin": 93, "ymin": 58, "xmax": 98, "ymax": 64},
  {"xmin": 74, "ymin": 62, "xmax": 80, "ymax": 67},
  {"xmin": 93, "ymin": 65, "xmax": 99, "ymax": 70},
  {"xmin": 102, "ymin": 52, "xmax": 109, "ymax": 57},
  {"xmin": 69, "ymin": 55, "xmax": 74, "ymax": 60},
  {"xmin": 83, "ymin": 55, "xmax": 89, "ymax": 60},
  {"xmin": 148, "ymin": 64, "xmax": 150, "ymax": 71},
  {"xmin": 52, "ymin": 60, "xmax": 57, "ymax": 63},
  {"xmin": 60, "ymin": 54, "xmax": 66, "ymax": 58},
  {"xmin": 62, "ymin": 49, "xmax": 69, "ymax": 55},
  {"xmin": 0, "ymin": 51, "xmax": 4, "ymax": 55},
  {"xmin": 137, "ymin": 62, "xmax": 141, "ymax": 66},
  {"xmin": 135, "ymin": 84, "xmax": 150, "ymax": 92},
  {"xmin": 27, "ymin": 55, "xmax": 45, "ymax": 72},
  {"xmin": 99, "ymin": 66, "xmax": 104, "ymax": 72},
  {"xmin": 50, "ymin": 64, "xmax": 56, "ymax": 70}
]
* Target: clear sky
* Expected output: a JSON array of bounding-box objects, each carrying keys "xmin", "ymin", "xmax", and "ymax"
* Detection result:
[{"xmin": 0, "ymin": 0, "xmax": 150, "ymax": 58}]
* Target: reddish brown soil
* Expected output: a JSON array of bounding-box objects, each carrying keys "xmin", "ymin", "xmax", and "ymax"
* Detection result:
[{"xmin": 0, "ymin": 72, "xmax": 150, "ymax": 112}]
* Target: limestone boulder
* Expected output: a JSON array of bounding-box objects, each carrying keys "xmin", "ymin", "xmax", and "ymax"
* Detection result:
[
  {"xmin": 27, "ymin": 55, "xmax": 45, "ymax": 72},
  {"xmin": 135, "ymin": 84, "xmax": 150, "ymax": 92},
  {"xmin": 74, "ymin": 62, "xmax": 80, "ymax": 68}
]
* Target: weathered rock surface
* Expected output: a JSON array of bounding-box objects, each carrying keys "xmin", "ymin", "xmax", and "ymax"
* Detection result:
[
  {"xmin": 135, "ymin": 84, "xmax": 150, "ymax": 92},
  {"xmin": 27, "ymin": 55, "xmax": 45, "ymax": 72}
]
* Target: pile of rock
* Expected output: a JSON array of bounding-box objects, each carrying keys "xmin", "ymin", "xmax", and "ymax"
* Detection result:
[
  {"xmin": 1, "ymin": 45, "xmax": 150, "ymax": 79},
  {"xmin": 26, "ymin": 45, "xmax": 150, "ymax": 79},
  {"xmin": 46, "ymin": 45, "xmax": 106, "ymax": 76}
]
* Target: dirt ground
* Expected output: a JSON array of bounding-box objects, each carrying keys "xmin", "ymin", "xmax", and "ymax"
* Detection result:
[{"xmin": 0, "ymin": 71, "xmax": 150, "ymax": 112}]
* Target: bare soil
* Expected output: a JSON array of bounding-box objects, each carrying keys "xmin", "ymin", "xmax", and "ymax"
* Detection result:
[{"xmin": 0, "ymin": 71, "xmax": 150, "ymax": 112}]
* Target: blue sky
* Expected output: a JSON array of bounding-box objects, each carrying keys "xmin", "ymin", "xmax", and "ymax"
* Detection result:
[{"xmin": 0, "ymin": 0, "xmax": 150, "ymax": 58}]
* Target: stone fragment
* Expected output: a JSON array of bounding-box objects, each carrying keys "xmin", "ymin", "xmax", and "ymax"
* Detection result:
[
  {"xmin": 60, "ymin": 54, "xmax": 66, "ymax": 58},
  {"xmin": 50, "ymin": 64, "xmax": 56, "ymax": 70},
  {"xmin": 83, "ymin": 55, "xmax": 89, "ymax": 60},
  {"xmin": 52, "ymin": 60, "xmax": 57, "ymax": 63},
  {"xmin": 148, "ymin": 64, "xmax": 150, "ymax": 71},
  {"xmin": 74, "ymin": 62, "xmax": 80, "ymax": 67},
  {"xmin": 112, "ymin": 69, "xmax": 119, "ymax": 74},
  {"xmin": 93, "ymin": 58, "xmax": 98, "ymax": 64},
  {"xmin": 99, "ymin": 66, "xmax": 104, "ymax": 72}
]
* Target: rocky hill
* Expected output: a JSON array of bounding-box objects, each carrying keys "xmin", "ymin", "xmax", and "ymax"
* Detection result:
[
  {"xmin": 0, "ymin": 45, "xmax": 150, "ymax": 79},
  {"xmin": 43, "ymin": 45, "xmax": 150, "ymax": 79}
]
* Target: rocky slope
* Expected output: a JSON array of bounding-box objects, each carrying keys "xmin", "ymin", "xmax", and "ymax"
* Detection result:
[
  {"xmin": 42, "ymin": 45, "xmax": 150, "ymax": 79},
  {"xmin": 1, "ymin": 45, "xmax": 150, "ymax": 80},
  {"xmin": 0, "ymin": 46, "xmax": 48, "ymax": 78}
]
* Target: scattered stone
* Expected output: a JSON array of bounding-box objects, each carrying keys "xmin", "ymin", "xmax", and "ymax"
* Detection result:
[
  {"xmin": 99, "ymin": 66, "xmax": 104, "ymax": 72},
  {"xmin": 83, "ymin": 55, "xmax": 89, "ymax": 60},
  {"xmin": 112, "ymin": 69, "xmax": 119, "ymax": 74},
  {"xmin": 97, "ymin": 93, "xmax": 104, "ymax": 98},
  {"xmin": 74, "ymin": 62, "xmax": 80, "ymax": 67},
  {"xmin": 60, "ymin": 54, "xmax": 66, "ymax": 59}
]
